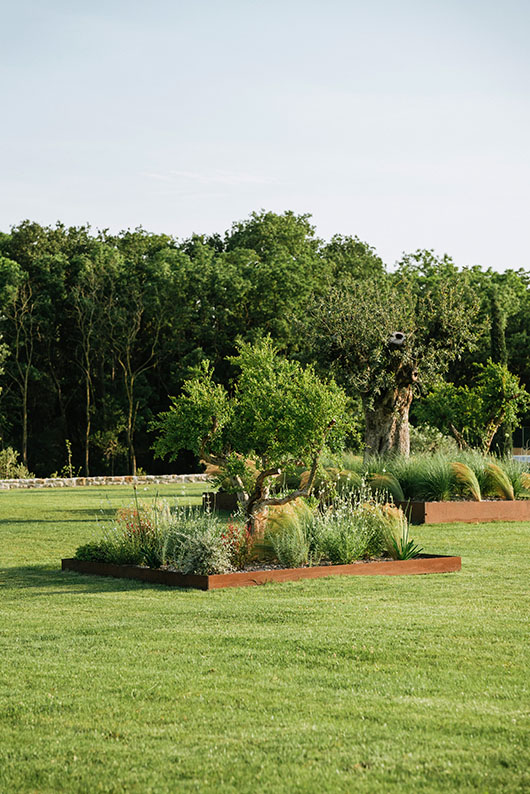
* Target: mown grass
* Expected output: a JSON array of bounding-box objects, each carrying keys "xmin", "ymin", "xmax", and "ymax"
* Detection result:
[{"xmin": 1, "ymin": 485, "xmax": 529, "ymax": 793}]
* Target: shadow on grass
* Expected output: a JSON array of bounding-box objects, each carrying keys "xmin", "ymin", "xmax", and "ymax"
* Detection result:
[{"xmin": 0, "ymin": 564, "xmax": 196, "ymax": 594}]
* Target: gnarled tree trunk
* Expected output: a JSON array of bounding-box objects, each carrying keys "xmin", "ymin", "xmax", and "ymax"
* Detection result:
[{"xmin": 363, "ymin": 384, "xmax": 413, "ymax": 459}]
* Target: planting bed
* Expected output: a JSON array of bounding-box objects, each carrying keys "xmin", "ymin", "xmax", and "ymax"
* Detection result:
[
  {"xmin": 62, "ymin": 554, "xmax": 461, "ymax": 590},
  {"xmin": 398, "ymin": 499, "xmax": 530, "ymax": 524},
  {"xmin": 203, "ymin": 492, "xmax": 530, "ymax": 526}
]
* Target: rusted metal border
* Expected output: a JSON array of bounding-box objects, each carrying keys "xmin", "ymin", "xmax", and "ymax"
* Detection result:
[{"xmin": 62, "ymin": 554, "xmax": 461, "ymax": 591}]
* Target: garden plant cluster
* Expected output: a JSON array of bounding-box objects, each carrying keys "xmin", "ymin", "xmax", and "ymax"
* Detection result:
[
  {"xmin": 311, "ymin": 448, "xmax": 530, "ymax": 503},
  {"xmin": 74, "ymin": 487, "xmax": 422, "ymax": 576}
]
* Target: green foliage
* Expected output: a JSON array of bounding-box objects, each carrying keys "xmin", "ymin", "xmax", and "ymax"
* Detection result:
[
  {"xmin": 417, "ymin": 361, "xmax": 530, "ymax": 453},
  {"xmin": 167, "ymin": 531, "xmax": 232, "ymax": 575},
  {"xmin": 74, "ymin": 533, "xmax": 145, "ymax": 566},
  {"xmin": 154, "ymin": 338, "xmax": 349, "ymax": 526},
  {"xmin": 161, "ymin": 507, "xmax": 232, "ymax": 574},
  {"xmin": 305, "ymin": 253, "xmax": 481, "ymax": 454},
  {"xmin": 227, "ymin": 338, "xmax": 348, "ymax": 463},
  {"xmin": 409, "ymin": 424, "xmax": 459, "ymax": 455},
  {"xmin": 74, "ymin": 495, "xmax": 173, "ymax": 567},
  {"xmin": 390, "ymin": 455, "xmax": 454, "ymax": 502},
  {"xmin": 153, "ymin": 360, "xmax": 232, "ymax": 463},
  {"xmin": 264, "ymin": 500, "xmax": 317, "ymax": 568},
  {"xmin": 0, "ymin": 447, "xmax": 33, "ymax": 479},
  {"xmin": 490, "ymin": 290, "xmax": 507, "ymax": 365},
  {"xmin": 494, "ymin": 457, "xmax": 528, "ymax": 499},
  {"xmin": 2, "ymin": 213, "xmax": 530, "ymax": 476},
  {"xmin": 155, "ymin": 338, "xmax": 348, "ymax": 469},
  {"xmin": 315, "ymin": 492, "xmax": 386, "ymax": 564}
]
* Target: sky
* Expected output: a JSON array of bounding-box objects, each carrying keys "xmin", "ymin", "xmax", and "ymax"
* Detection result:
[{"xmin": 1, "ymin": 0, "xmax": 529, "ymax": 270}]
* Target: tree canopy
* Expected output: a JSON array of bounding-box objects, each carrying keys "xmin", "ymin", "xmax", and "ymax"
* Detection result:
[{"xmin": 0, "ymin": 212, "xmax": 529, "ymax": 475}]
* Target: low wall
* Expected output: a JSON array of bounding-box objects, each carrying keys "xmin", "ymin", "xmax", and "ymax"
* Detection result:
[{"xmin": 0, "ymin": 473, "xmax": 209, "ymax": 490}]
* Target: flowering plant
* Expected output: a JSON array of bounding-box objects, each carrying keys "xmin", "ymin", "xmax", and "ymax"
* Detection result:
[{"xmin": 221, "ymin": 521, "xmax": 254, "ymax": 569}]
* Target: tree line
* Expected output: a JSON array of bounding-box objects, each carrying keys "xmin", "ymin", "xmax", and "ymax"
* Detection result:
[{"xmin": 0, "ymin": 211, "xmax": 529, "ymax": 476}]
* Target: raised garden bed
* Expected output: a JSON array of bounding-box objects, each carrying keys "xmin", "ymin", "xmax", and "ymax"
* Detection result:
[
  {"xmin": 62, "ymin": 554, "xmax": 461, "ymax": 591},
  {"xmin": 398, "ymin": 500, "xmax": 530, "ymax": 524},
  {"xmin": 203, "ymin": 492, "xmax": 530, "ymax": 526}
]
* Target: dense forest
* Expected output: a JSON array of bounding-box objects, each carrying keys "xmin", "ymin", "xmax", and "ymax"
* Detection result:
[{"xmin": 0, "ymin": 210, "xmax": 529, "ymax": 477}]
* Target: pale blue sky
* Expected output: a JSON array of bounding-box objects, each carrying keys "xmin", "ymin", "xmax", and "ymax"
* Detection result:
[{"xmin": 1, "ymin": 0, "xmax": 529, "ymax": 269}]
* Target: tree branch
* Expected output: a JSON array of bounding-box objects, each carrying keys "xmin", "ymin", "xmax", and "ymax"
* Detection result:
[{"xmin": 450, "ymin": 423, "xmax": 470, "ymax": 450}]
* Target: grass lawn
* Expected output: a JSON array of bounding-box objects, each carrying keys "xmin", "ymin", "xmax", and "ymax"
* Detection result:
[{"xmin": 1, "ymin": 485, "xmax": 529, "ymax": 793}]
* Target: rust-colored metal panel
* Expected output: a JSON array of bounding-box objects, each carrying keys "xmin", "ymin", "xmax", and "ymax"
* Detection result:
[
  {"xmin": 61, "ymin": 558, "xmax": 209, "ymax": 589},
  {"xmin": 398, "ymin": 500, "xmax": 530, "ymax": 524},
  {"xmin": 62, "ymin": 555, "xmax": 461, "ymax": 590}
]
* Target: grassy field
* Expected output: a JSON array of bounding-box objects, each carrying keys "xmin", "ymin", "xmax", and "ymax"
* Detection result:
[{"xmin": 1, "ymin": 484, "xmax": 529, "ymax": 793}]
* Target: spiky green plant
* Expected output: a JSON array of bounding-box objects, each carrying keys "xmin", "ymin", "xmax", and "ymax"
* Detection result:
[
  {"xmin": 450, "ymin": 462, "xmax": 482, "ymax": 502},
  {"xmin": 380, "ymin": 509, "xmax": 423, "ymax": 560},
  {"xmin": 485, "ymin": 462, "xmax": 514, "ymax": 500}
]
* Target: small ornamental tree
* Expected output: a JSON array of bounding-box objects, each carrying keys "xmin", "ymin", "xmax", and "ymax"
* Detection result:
[
  {"xmin": 415, "ymin": 360, "xmax": 530, "ymax": 453},
  {"xmin": 153, "ymin": 338, "xmax": 349, "ymax": 534}
]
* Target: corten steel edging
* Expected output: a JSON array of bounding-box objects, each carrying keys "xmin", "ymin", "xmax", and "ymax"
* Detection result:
[
  {"xmin": 62, "ymin": 555, "xmax": 461, "ymax": 591},
  {"xmin": 398, "ymin": 500, "xmax": 530, "ymax": 524}
]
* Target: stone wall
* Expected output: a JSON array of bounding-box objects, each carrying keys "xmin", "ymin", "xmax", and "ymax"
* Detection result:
[{"xmin": 0, "ymin": 473, "xmax": 209, "ymax": 490}]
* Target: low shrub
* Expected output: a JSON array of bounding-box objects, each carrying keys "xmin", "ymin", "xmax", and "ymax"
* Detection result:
[
  {"xmin": 409, "ymin": 424, "xmax": 459, "ymax": 455},
  {"xmin": 74, "ymin": 531, "xmax": 145, "ymax": 566},
  {"xmin": 74, "ymin": 494, "xmax": 171, "ymax": 567},
  {"xmin": 0, "ymin": 447, "xmax": 33, "ymax": 479},
  {"xmin": 315, "ymin": 492, "xmax": 387, "ymax": 564},
  {"xmin": 161, "ymin": 506, "xmax": 232, "ymax": 575}
]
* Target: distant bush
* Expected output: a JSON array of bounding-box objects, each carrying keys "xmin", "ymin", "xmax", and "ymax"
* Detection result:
[{"xmin": 0, "ymin": 447, "xmax": 33, "ymax": 479}]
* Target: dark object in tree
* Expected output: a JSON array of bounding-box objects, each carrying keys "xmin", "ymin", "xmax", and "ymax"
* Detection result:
[
  {"xmin": 388, "ymin": 332, "xmax": 406, "ymax": 348},
  {"xmin": 306, "ymin": 254, "xmax": 480, "ymax": 458}
]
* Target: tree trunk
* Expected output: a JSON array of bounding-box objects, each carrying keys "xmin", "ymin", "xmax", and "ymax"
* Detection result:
[
  {"xmin": 84, "ymin": 375, "xmax": 91, "ymax": 477},
  {"xmin": 21, "ymin": 370, "xmax": 29, "ymax": 467},
  {"xmin": 244, "ymin": 502, "xmax": 269, "ymax": 538},
  {"xmin": 363, "ymin": 385, "xmax": 413, "ymax": 459}
]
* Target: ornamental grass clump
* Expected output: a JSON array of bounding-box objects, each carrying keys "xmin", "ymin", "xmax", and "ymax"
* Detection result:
[
  {"xmin": 368, "ymin": 471, "xmax": 405, "ymax": 503},
  {"xmin": 484, "ymin": 462, "xmax": 515, "ymax": 500},
  {"xmin": 450, "ymin": 462, "xmax": 482, "ymax": 501},
  {"xmin": 406, "ymin": 455, "xmax": 453, "ymax": 502},
  {"xmin": 264, "ymin": 499, "xmax": 318, "ymax": 568}
]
